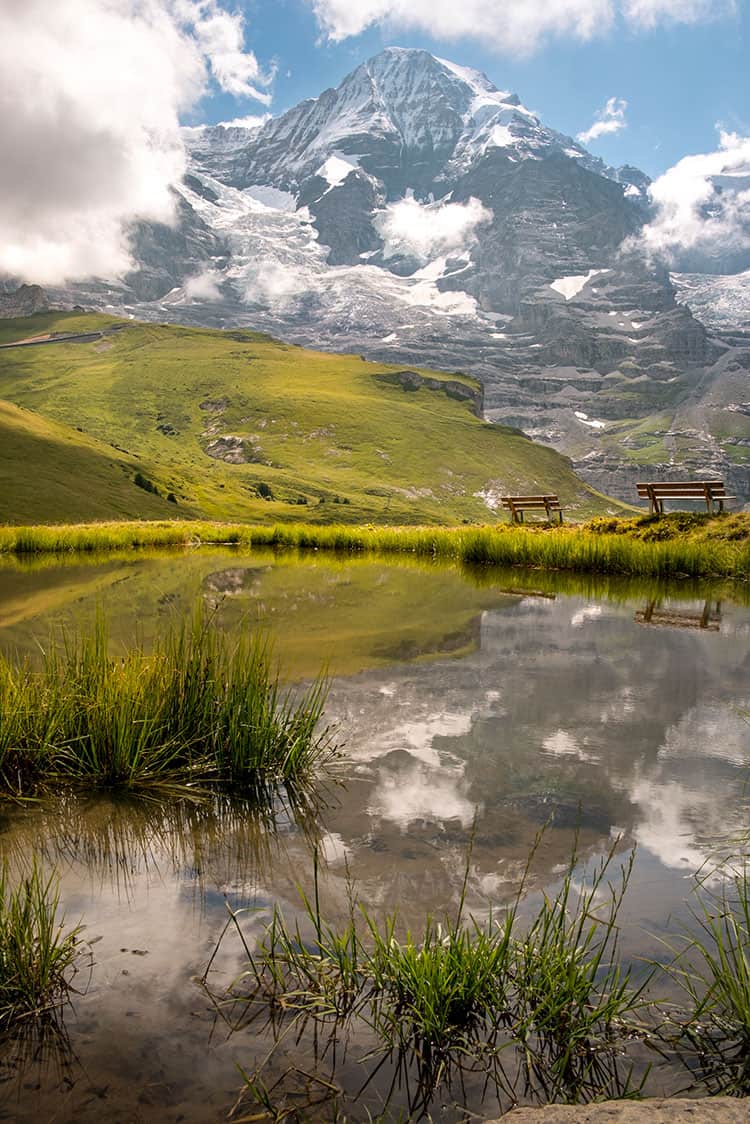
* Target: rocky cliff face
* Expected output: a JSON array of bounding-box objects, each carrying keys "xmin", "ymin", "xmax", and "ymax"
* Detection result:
[
  {"xmin": 48, "ymin": 48, "xmax": 749, "ymax": 505},
  {"xmin": 0, "ymin": 283, "xmax": 49, "ymax": 318}
]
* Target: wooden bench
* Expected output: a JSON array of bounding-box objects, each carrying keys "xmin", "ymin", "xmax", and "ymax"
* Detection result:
[
  {"xmin": 635, "ymin": 597, "xmax": 721, "ymax": 632},
  {"xmin": 501, "ymin": 494, "xmax": 563, "ymax": 524},
  {"xmin": 636, "ymin": 480, "xmax": 734, "ymax": 515}
]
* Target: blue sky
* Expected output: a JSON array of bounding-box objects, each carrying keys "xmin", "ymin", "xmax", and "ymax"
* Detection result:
[{"xmin": 194, "ymin": 0, "xmax": 750, "ymax": 179}]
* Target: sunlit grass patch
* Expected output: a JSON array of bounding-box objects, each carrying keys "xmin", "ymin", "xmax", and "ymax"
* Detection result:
[
  {"xmin": 0, "ymin": 613, "xmax": 335, "ymax": 797},
  {"xmin": 0, "ymin": 514, "xmax": 747, "ymax": 579},
  {"xmin": 0, "ymin": 312, "xmax": 604, "ymax": 526}
]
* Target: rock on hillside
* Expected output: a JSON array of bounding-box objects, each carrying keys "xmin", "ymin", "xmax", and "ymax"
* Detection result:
[{"xmin": 0, "ymin": 284, "xmax": 49, "ymax": 318}]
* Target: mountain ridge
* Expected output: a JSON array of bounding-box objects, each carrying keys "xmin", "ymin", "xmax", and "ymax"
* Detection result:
[{"xmin": 23, "ymin": 46, "xmax": 749, "ymax": 506}]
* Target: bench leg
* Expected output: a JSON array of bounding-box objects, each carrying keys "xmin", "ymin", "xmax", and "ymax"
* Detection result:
[{"xmin": 643, "ymin": 598, "xmax": 657, "ymax": 622}]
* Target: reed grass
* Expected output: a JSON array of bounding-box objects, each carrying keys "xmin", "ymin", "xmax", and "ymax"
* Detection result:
[
  {"xmin": 0, "ymin": 862, "xmax": 81, "ymax": 1030},
  {"xmin": 665, "ymin": 857, "xmax": 750, "ymax": 1094},
  {"xmin": 513, "ymin": 848, "xmax": 648, "ymax": 1095},
  {"xmin": 0, "ymin": 514, "xmax": 747, "ymax": 579},
  {"xmin": 208, "ymin": 839, "xmax": 649, "ymax": 1114},
  {"xmin": 0, "ymin": 614, "xmax": 335, "ymax": 797}
]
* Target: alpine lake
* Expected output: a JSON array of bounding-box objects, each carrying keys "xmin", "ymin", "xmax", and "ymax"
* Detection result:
[{"xmin": 1, "ymin": 544, "xmax": 748, "ymax": 1122}]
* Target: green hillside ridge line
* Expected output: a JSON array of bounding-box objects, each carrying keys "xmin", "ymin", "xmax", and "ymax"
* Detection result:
[{"xmin": 0, "ymin": 312, "xmax": 623, "ymax": 527}]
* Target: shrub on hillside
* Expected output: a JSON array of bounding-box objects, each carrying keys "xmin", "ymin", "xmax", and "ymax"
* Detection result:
[{"xmin": 134, "ymin": 472, "xmax": 160, "ymax": 496}]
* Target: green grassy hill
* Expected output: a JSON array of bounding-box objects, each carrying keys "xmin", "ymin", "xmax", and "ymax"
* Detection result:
[
  {"xmin": 0, "ymin": 312, "xmax": 619, "ymax": 525},
  {"xmin": 0, "ymin": 399, "xmax": 184, "ymax": 523}
]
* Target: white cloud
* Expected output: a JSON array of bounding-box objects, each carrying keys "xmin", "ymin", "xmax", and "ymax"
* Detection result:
[
  {"xmin": 184, "ymin": 269, "xmax": 223, "ymax": 300},
  {"xmin": 240, "ymin": 259, "xmax": 311, "ymax": 308},
  {"xmin": 622, "ymin": 0, "xmax": 736, "ymax": 30},
  {"xmin": 375, "ymin": 195, "xmax": 492, "ymax": 264},
  {"xmin": 308, "ymin": 0, "xmax": 733, "ymax": 52},
  {"xmin": 216, "ymin": 114, "xmax": 271, "ymax": 129},
  {"xmin": 0, "ymin": 0, "xmax": 271, "ymax": 286},
  {"xmin": 310, "ymin": 0, "xmax": 614, "ymax": 53},
  {"xmin": 173, "ymin": 0, "xmax": 274, "ymax": 103},
  {"xmin": 635, "ymin": 128, "xmax": 750, "ymax": 262},
  {"xmin": 577, "ymin": 97, "xmax": 628, "ymax": 145}
]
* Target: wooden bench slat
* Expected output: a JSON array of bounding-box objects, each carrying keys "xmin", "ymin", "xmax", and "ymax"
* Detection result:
[
  {"xmin": 502, "ymin": 494, "xmax": 560, "ymax": 501},
  {"xmin": 501, "ymin": 501, "xmax": 562, "ymax": 508},
  {"xmin": 501, "ymin": 493, "xmax": 563, "ymax": 524},
  {"xmin": 501, "ymin": 499, "xmax": 561, "ymax": 507},
  {"xmin": 635, "ymin": 480, "xmax": 733, "ymax": 515},
  {"xmin": 637, "ymin": 485, "xmax": 727, "ymax": 494}
]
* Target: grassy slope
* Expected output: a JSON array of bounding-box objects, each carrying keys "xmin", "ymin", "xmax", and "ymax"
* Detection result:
[
  {"xmin": 0, "ymin": 312, "xmax": 618, "ymax": 526},
  {"xmin": 0, "ymin": 400, "xmax": 182, "ymax": 524}
]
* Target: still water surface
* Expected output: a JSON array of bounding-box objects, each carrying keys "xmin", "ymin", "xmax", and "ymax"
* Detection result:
[{"xmin": 0, "ymin": 548, "xmax": 748, "ymax": 1120}]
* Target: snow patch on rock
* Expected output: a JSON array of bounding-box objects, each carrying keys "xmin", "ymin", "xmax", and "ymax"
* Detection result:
[
  {"xmin": 315, "ymin": 151, "xmax": 360, "ymax": 190},
  {"xmin": 243, "ymin": 185, "xmax": 297, "ymax": 212},
  {"xmin": 575, "ymin": 411, "xmax": 606, "ymax": 430},
  {"xmin": 551, "ymin": 269, "xmax": 609, "ymax": 301}
]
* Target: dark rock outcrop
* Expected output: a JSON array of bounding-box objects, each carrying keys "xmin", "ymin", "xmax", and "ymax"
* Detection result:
[{"xmin": 0, "ymin": 283, "xmax": 50, "ymax": 318}]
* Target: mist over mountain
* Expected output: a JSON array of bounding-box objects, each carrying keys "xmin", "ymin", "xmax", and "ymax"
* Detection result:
[{"xmin": 36, "ymin": 47, "xmax": 750, "ymax": 502}]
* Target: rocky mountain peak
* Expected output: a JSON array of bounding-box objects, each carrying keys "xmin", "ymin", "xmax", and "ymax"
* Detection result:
[
  {"xmin": 353, "ymin": 47, "xmax": 518, "ymax": 120},
  {"xmin": 185, "ymin": 46, "xmax": 647, "ymax": 207}
]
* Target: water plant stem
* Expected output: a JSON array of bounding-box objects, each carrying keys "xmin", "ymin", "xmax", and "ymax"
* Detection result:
[
  {"xmin": 0, "ymin": 862, "xmax": 81, "ymax": 1030},
  {"xmin": 209, "ymin": 839, "xmax": 652, "ymax": 1114}
]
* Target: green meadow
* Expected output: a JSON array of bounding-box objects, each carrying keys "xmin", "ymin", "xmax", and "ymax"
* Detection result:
[{"xmin": 0, "ymin": 312, "xmax": 616, "ymax": 526}]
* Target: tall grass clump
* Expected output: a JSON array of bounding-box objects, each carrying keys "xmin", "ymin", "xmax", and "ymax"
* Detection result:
[
  {"xmin": 207, "ymin": 840, "xmax": 649, "ymax": 1115},
  {"xmin": 512, "ymin": 848, "xmax": 648, "ymax": 1097},
  {"xmin": 0, "ymin": 862, "xmax": 81, "ymax": 1030},
  {"xmin": 0, "ymin": 614, "xmax": 335, "ymax": 796}
]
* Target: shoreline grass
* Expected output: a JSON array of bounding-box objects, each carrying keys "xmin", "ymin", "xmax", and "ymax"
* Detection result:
[
  {"xmin": 0, "ymin": 613, "xmax": 335, "ymax": 798},
  {"xmin": 0, "ymin": 862, "xmax": 81, "ymax": 1031},
  {"xmin": 209, "ymin": 835, "xmax": 750, "ymax": 1117},
  {"xmin": 0, "ymin": 512, "xmax": 748, "ymax": 579},
  {"xmin": 209, "ymin": 840, "xmax": 651, "ymax": 1115},
  {"xmin": 663, "ymin": 854, "xmax": 750, "ymax": 1095}
]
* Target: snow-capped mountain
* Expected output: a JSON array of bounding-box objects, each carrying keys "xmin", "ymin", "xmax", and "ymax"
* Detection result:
[
  {"xmin": 47, "ymin": 48, "xmax": 748, "ymax": 503},
  {"xmin": 187, "ymin": 49, "xmax": 647, "ymax": 199}
]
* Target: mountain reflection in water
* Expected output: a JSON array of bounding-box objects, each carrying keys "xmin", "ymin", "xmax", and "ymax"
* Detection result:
[{"xmin": 0, "ymin": 551, "xmax": 748, "ymax": 1120}]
